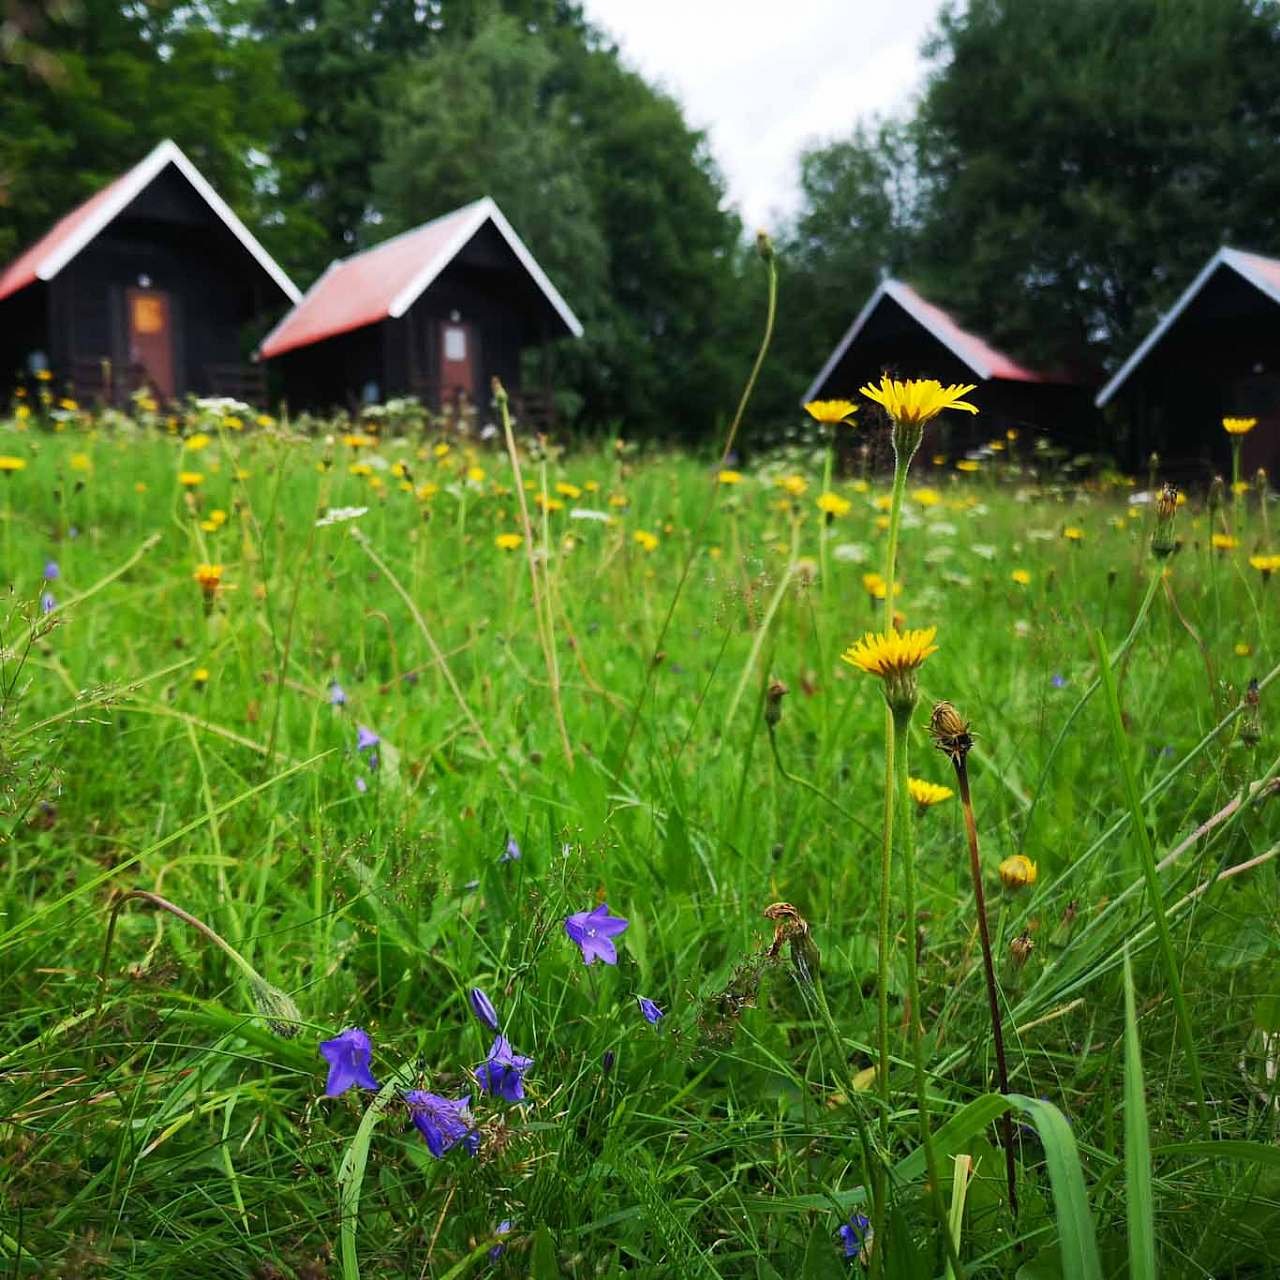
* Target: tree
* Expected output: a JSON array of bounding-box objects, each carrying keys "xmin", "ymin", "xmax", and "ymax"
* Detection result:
[{"xmin": 911, "ymin": 0, "xmax": 1280, "ymax": 375}]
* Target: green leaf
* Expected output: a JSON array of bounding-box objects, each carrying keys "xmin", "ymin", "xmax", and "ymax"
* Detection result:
[
  {"xmin": 530, "ymin": 1225, "xmax": 559, "ymax": 1279},
  {"xmin": 801, "ymin": 1221, "xmax": 843, "ymax": 1279},
  {"xmin": 1123, "ymin": 949, "xmax": 1156, "ymax": 1280}
]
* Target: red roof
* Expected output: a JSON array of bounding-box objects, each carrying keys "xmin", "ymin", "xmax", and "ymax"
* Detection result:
[
  {"xmin": 260, "ymin": 197, "xmax": 582, "ymax": 360},
  {"xmin": 0, "ymin": 140, "xmax": 299, "ymax": 307}
]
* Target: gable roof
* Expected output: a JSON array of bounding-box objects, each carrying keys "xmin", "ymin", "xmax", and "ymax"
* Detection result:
[
  {"xmin": 1096, "ymin": 246, "xmax": 1280, "ymax": 407},
  {"xmin": 258, "ymin": 197, "xmax": 583, "ymax": 360},
  {"xmin": 0, "ymin": 139, "xmax": 300, "ymax": 306},
  {"xmin": 803, "ymin": 278, "xmax": 1047, "ymax": 403}
]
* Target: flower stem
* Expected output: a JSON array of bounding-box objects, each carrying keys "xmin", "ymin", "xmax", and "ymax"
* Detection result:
[{"xmin": 954, "ymin": 756, "xmax": 1019, "ymax": 1215}]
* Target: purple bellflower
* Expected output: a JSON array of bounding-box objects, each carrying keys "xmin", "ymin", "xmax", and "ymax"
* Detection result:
[
  {"xmin": 637, "ymin": 996, "xmax": 664, "ymax": 1025},
  {"xmin": 1050, "ymin": 673, "xmax": 1068, "ymax": 689},
  {"xmin": 475, "ymin": 1034, "xmax": 533, "ymax": 1103},
  {"xmin": 468, "ymin": 986, "xmax": 500, "ymax": 1032},
  {"xmin": 564, "ymin": 902, "xmax": 629, "ymax": 965},
  {"xmin": 839, "ymin": 1212, "xmax": 873, "ymax": 1261},
  {"xmin": 354, "ymin": 775, "xmax": 368, "ymax": 794},
  {"xmin": 43, "ymin": 560, "xmax": 59, "ymax": 581},
  {"xmin": 40, "ymin": 592, "xmax": 55, "ymax": 614},
  {"xmin": 319, "ymin": 1027, "xmax": 379, "ymax": 1097},
  {"xmin": 356, "ymin": 725, "xmax": 379, "ymax": 751},
  {"xmin": 500, "ymin": 834, "xmax": 521, "ymax": 863},
  {"xmin": 489, "ymin": 1220, "xmax": 513, "ymax": 1262},
  {"xmin": 403, "ymin": 1090, "xmax": 477, "ymax": 1158},
  {"xmin": 329, "ymin": 680, "xmax": 347, "ymax": 706}
]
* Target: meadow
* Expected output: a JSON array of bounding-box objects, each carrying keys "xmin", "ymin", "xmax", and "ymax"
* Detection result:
[{"xmin": 0, "ymin": 383, "xmax": 1277, "ymax": 1279}]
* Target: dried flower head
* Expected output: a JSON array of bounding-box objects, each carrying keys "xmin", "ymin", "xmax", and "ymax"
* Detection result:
[
  {"xmin": 1009, "ymin": 931, "xmax": 1035, "ymax": 968},
  {"xmin": 764, "ymin": 678, "xmax": 788, "ymax": 729},
  {"xmin": 841, "ymin": 626, "xmax": 938, "ymax": 711},
  {"xmin": 929, "ymin": 700, "xmax": 974, "ymax": 764},
  {"xmin": 763, "ymin": 901, "xmax": 820, "ymax": 984}
]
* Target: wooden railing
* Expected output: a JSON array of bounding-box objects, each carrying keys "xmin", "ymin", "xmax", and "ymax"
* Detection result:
[{"xmin": 205, "ymin": 363, "xmax": 267, "ymax": 407}]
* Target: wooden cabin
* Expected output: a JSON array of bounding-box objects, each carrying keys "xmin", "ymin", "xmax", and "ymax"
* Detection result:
[
  {"xmin": 0, "ymin": 140, "xmax": 300, "ymax": 406},
  {"xmin": 804, "ymin": 278, "xmax": 1093, "ymax": 458},
  {"xmin": 1096, "ymin": 246, "xmax": 1280, "ymax": 480},
  {"xmin": 259, "ymin": 198, "xmax": 583, "ymax": 424}
]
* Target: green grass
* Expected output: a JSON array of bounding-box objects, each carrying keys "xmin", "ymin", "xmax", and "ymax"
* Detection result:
[{"xmin": 0, "ymin": 408, "xmax": 1278, "ymax": 1278}]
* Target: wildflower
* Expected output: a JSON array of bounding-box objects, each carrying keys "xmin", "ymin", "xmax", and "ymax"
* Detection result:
[
  {"xmin": 564, "ymin": 903, "xmax": 630, "ymax": 965},
  {"xmin": 1235, "ymin": 642, "xmax": 1252, "ymax": 657},
  {"xmin": 955, "ymin": 458, "xmax": 980, "ymax": 472},
  {"xmin": 1009, "ymin": 931, "xmax": 1034, "ymax": 968},
  {"xmin": 178, "ymin": 471, "xmax": 203, "ymax": 488},
  {"xmin": 1051, "ymin": 673, "xmax": 1067, "ymax": 689},
  {"xmin": 999, "ymin": 854, "xmax": 1038, "ymax": 890},
  {"xmin": 0, "ymin": 456, "xmax": 27, "ymax": 473},
  {"xmin": 356, "ymin": 725, "xmax": 379, "ymax": 752},
  {"xmin": 43, "ymin": 560, "xmax": 59, "ymax": 581},
  {"xmin": 803, "ymin": 399, "xmax": 859, "ymax": 425},
  {"xmin": 329, "ymin": 680, "xmax": 347, "ymax": 706},
  {"xmin": 1211, "ymin": 533, "xmax": 1239, "ymax": 551},
  {"xmin": 193, "ymin": 563, "xmax": 223, "ymax": 605},
  {"xmin": 501, "ymin": 835, "xmax": 521, "ymax": 863},
  {"xmin": 913, "ymin": 487, "xmax": 942, "ymax": 507},
  {"xmin": 468, "ymin": 987, "xmax": 500, "ymax": 1032},
  {"xmin": 40, "ymin": 591, "xmax": 55, "ymax": 614},
  {"xmin": 1241, "ymin": 678, "xmax": 1262, "ymax": 748},
  {"xmin": 860, "ymin": 376, "xmax": 978, "ymax": 426},
  {"xmin": 342, "ymin": 433, "xmax": 375, "ymax": 449},
  {"xmin": 608, "ymin": 493, "xmax": 629, "ymax": 508},
  {"xmin": 1222, "ymin": 417, "xmax": 1257, "ymax": 435},
  {"xmin": 717, "ymin": 469, "xmax": 743, "ymax": 485},
  {"xmin": 319, "ymin": 1027, "xmax": 379, "ymax": 1097},
  {"xmin": 637, "ymin": 995, "xmax": 665, "ymax": 1025},
  {"xmin": 403, "ymin": 1090, "xmax": 477, "ymax": 1158},
  {"xmin": 764, "ymin": 678, "xmax": 788, "ymax": 729},
  {"xmin": 1011, "ymin": 569, "xmax": 1031, "ymax": 586},
  {"xmin": 1062, "ymin": 527, "xmax": 1084, "ymax": 542},
  {"xmin": 495, "ymin": 532, "xmax": 522, "ymax": 551},
  {"xmin": 1152, "ymin": 483, "xmax": 1179, "ymax": 558},
  {"xmin": 315, "ymin": 505, "xmax": 368, "ymax": 527},
  {"xmin": 908, "ymin": 777, "xmax": 953, "ymax": 809},
  {"xmin": 816, "ymin": 492, "xmax": 852, "ymax": 518},
  {"xmin": 840, "ymin": 626, "xmax": 938, "ymax": 712},
  {"xmin": 185, "ymin": 432, "xmax": 211, "ymax": 451},
  {"xmin": 466, "ymin": 466, "xmax": 486, "ymax": 484},
  {"xmin": 555, "ymin": 481, "xmax": 581, "ymax": 499},
  {"xmin": 489, "ymin": 1221, "xmax": 513, "ymax": 1262},
  {"xmin": 861, "ymin": 571, "xmax": 897, "ymax": 601},
  {"xmin": 348, "ymin": 462, "xmax": 373, "ymax": 477},
  {"xmin": 929, "ymin": 701, "xmax": 974, "ymax": 763},
  {"xmin": 633, "ymin": 530, "xmax": 659, "ymax": 552},
  {"xmin": 475, "ymin": 1034, "xmax": 533, "ymax": 1102},
  {"xmin": 1249, "ymin": 553, "xmax": 1280, "ymax": 580},
  {"xmin": 839, "ymin": 1212, "xmax": 873, "ymax": 1263},
  {"xmin": 779, "ymin": 474, "xmax": 808, "ymax": 498},
  {"xmin": 192, "ymin": 667, "xmax": 209, "ymax": 687},
  {"xmin": 69, "ymin": 452, "xmax": 91, "ymax": 471}
]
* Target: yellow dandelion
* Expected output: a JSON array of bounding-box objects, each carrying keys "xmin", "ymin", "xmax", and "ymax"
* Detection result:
[
  {"xmin": 584, "ymin": 480, "xmax": 599, "ymax": 492},
  {"xmin": 555, "ymin": 481, "xmax": 581, "ymax": 499},
  {"xmin": 1235, "ymin": 642, "xmax": 1252, "ymax": 657},
  {"xmin": 1231, "ymin": 480, "xmax": 1250, "ymax": 495},
  {"xmin": 59, "ymin": 397, "xmax": 78, "ymax": 411},
  {"xmin": 816, "ymin": 492, "xmax": 852, "ymax": 517},
  {"xmin": 416, "ymin": 482, "xmax": 439, "ymax": 500},
  {"xmin": 349, "ymin": 462, "xmax": 373, "ymax": 477},
  {"xmin": 1248, "ymin": 553, "xmax": 1279, "ymax": 578},
  {"xmin": 633, "ymin": 530, "xmax": 659, "ymax": 552},
  {"xmin": 1223, "ymin": 417, "xmax": 1257, "ymax": 435},
  {"xmin": 433, "ymin": 442, "xmax": 451, "ymax": 458},
  {"xmin": 874, "ymin": 515, "xmax": 891, "ymax": 531},
  {"xmin": 779, "ymin": 474, "xmax": 808, "ymax": 498},
  {"xmin": 0, "ymin": 456, "xmax": 27, "ymax": 472},
  {"xmin": 534, "ymin": 493, "xmax": 565, "ymax": 512},
  {"xmin": 178, "ymin": 470, "xmax": 203, "ymax": 487},
  {"xmin": 908, "ymin": 777, "xmax": 954, "ymax": 809},
  {"xmin": 222, "ymin": 415, "xmax": 243, "ymax": 431},
  {"xmin": 860, "ymin": 376, "xmax": 978, "ymax": 425},
  {"xmin": 468, "ymin": 466, "xmax": 488, "ymax": 484},
  {"xmin": 495, "ymin": 533, "xmax": 522, "ymax": 551},
  {"xmin": 999, "ymin": 854, "xmax": 1037, "ymax": 890},
  {"xmin": 256, "ymin": 414, "xmax": 274, "ymax": 428},
  {"xmin": 1211, "ymin": 533, "xmax": 1239, "ymax": 551},
  {"xmin": 804, "ymin": 399, "xmax": 859, "ymax": 425},
  {"xmin": 185, "ymin": 432, "xmax": 211, "ymax": 451},
  {"xmin": 192, "ymin": 667, "xmax": 210, "ymax": 686},
  {"xmin": 717, "ymin": 469, "xmax": 743, "ymax": 485},
  {"xmin": 842, "ymin": 626, "xmax": 937, "ymax": 677},
  {"xmin": 1011, "ymin": 568, "xmax": 1031, "ymax": 586},
  {"xmin": 1063, "ymin": 526, "xmax": 1084, "ymax": 542},
  {"xmin": 342, "ymin": 432, "xmax": 376, "ymax": 449},
  {"xmin": 193, "ymin": 563, "xmax": 224, "ymax": 600},
  {"xmin": 608, "ymin": 493, "xmax": 629, "ymax": 508},
  {"xmin": 955, "ymin": 459, "xmax": 981, "ymax": 473},
  {"xmin": 912, "ymin": 487, "xmax": 942, "ymax": 507}
]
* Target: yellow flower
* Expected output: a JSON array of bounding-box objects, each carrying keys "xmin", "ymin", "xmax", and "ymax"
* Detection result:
[
  {"xmin": 803, "ymin": 399, "xmax": 859, "ymax": 425},
  {"xmin": 69, "ymin": 452, "xmax": 92, "ymax": 472},
  {"xmin": 999, "ymin": 854, "xmax": 1037, "ymax": 890},
  {"xmin": 860, "ymin": 376, "xmax": 978, "ymax": 425},
  {"xmin": 955, "ymin": 459, "xmax": 980, "ymax": 473},
  {"xmin": 912, "ymin": 487, "xmax": 942, "ymax": 506},
  {"xmin": 717, "ymin": 469, "xmax": 743, "ymax": 485},
  {"xmin": 862, "ymin": 571, "xmax": 888, "ymax": 599},
  {"xmin": 223, "ymin": 415, "xmax": 243, "ymax": 431},
  {"xmin": 633, "ymin": 530, "xmax": 659, "ymax": 552},
  {"xmin": 1223, "ymin": 417, "xmax": 1257, "ymax": 435},
  {"xmin": 931, "ymin": 454, "xmax": 947, "ymax": 466},
  {"xmin": 0, "ymin": 456, "xmax": 27, "ymax": 472},
  {"xmin": 185, "ymin": 432, "xmax": 211, "ymax": 451},
  {"xmin": 59, "ymin": 397, "xmax": 78, "ymax": 411},
  {"xmin": 177, "ymin": 471, "xmax": 203, "ymax": 487},
  {"xmin": 193, "ymin": 667, "xmax": 210, "ymax": 686},
  {"xmin": 256, "ymin": 414, "xmax": 274, "ymax": 428},
  {"xmin": 584, "ymin": 480, "xmax": 600, "ymax": 492},
  {"xmin": 1211, "ymin": 533, "xmax": 1239, "ymax": 551},
  {"xmin": 779, "ymin": 474, "xmax": 808, "ymax": 498},
  {"xmin": 1235, "ymin": 642, "xmax": 1252, "ymax": 657},
  {"xmin": 1248, "ymin": 553, "xmax": 1280, "ymax": 577},
  {"xmin": 390, "ymin": 462, "xmax": 407, "ymax": 478},
  {"xmin": 841, "ymin": 627, "xmax": 937, "ymax": 711},
  {"xmin": 555, "ymin": 481, "xmax": 581, "ymax": 499},
  {"xmin": 235, "ymin": 468, "xmax": 251, "ymax": 481},
  {"xmin": 193, "ymin": 563, "xmax": 224, "ymax": 600},
  {"xmin": 1063, "ymin": 526, "xmax": 1084, "ymax": 542},
  {"xmin": 873, "ymin": 494, "xmax": 893, "ymax": 511},
  {"xmin": 816, "ymin": 491, "xmax": 851, "ymax": 517},
  {"xmin": 14, "ymin": 405, "xmax": 30, "ymax": 421},
  {"xmin": 416, "ymin": 482, "xmax": 439, "ymax": 500},
  {"xmin": 1011, "ymin": 568, "xmax": 1031, "ymax": 586},
  {"xmin": 349, "ymin": 462, "xmax": 373, "ymax": 477},
  {"xmin": 35, "ymin": 368, "xmax": 52, "ymax": 382},
  {"xmin": 495, "ymin": 533, "xmax": 522, "ymax": 551},
  {"xmin": 534, "ymin": 493, "xmax": 565, "ymax": 512},
  {"xmin": 468, "ymin": 466, "xmax": 488, "ymax": 484},
  {"xmin": 342, "ymin": 433, "xmax": 376, "ymax": 449},
  {"xmin": 1231, "ymin": 480, "xmax": 1250, "ymax": 495},
  {"xmin": 608, "ymin": 493, "xmax": 629, "ymax": 508},
  {"xmin": 908, "ymin": 777, "xmax": 953, "ymax": 808},
  {"xmin": 874, "ymin": 515, "xmax": 891, "ymax": 531},
  {"xmin": 433, "ymin": 442, "xmax": 451, "ymax": 458},
  {"xmin": 134, "ymin": 481, "xmax": 147, "ymax": 494}
]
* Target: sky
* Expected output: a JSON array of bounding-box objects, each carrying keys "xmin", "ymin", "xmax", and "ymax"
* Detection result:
[{"xmin": 581, "ymin": 0, "xmax": 947, "ymax": 232}]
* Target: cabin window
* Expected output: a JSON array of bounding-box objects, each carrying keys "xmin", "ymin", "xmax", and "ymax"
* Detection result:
[
  {"xmin": 444, "ymin": 325, "xmax": 467, "ymax": 362},
  {"xmin": 132, "ymin": 295, "xmax": 165, "ymax": 335}
]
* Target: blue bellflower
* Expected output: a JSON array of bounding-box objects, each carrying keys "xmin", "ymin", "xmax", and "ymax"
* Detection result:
[
  {"xmin": 403, "ymin": 1090, "xmax": 477, "ymax": 1158},
  {"xmin": 356, "ymin": 725, "xmax": 379, "ymax": 752},
  {"xmin": 637, "ymin": 995, "xmax": 664, "ymax": 1025},
  {"xmin": 40, "ymin": 592, "xmax": 55, "ymax": 614},
  {"xmin": 839, "ymin": 1212, "xmax": 873, "ymax": 1262},
  {"xmin": 329, "ymin": 680, "xmax": 347, "ymax": 706},
  {"xmin": 475, "ymin": 1034, "xmax": 533, "ymax": 1103},
  {"xmin": 468, "ymin": 986, "xmax": 500, "ymax": 1032},
  {"xmin": 319, "ymin": 1027, "xmax": 379, "ymax": 1097},
  {"xmin": 500, "ymin": 834, "xmax": 521, "ymax": 862},
  {"xmin": 564, "ymin": 903, "xmax": 629, "ymax": 965},
  {"xmin": 489, "ymin": 1219, "xmax": 513, "ymax": 1261},
  {"xmin": 43, "ymin": 560, "xmax": 59, "ymax": 581}
]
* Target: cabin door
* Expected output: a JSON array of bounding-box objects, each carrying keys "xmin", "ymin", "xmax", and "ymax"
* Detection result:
[
  {"xmin": 126, "ymin": 288, "xmax": 175, "ymax": 400},
  {"xmin": 439, "ymin": 320, "xmax": 476, "ymax": 407}
]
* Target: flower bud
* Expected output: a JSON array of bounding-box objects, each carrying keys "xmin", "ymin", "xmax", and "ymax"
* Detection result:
[
  {"xmin": 468, "ymin": 987, "xmax": 500, "ymax": 1032},
  {"xmin": 250, "ymin": 976, "xmax": 303, "ymax": 1039},
  {"xmin": 999, "ymin": 854, "xmax": 1037, "ymax": 890},
  {"xmin": 1151, "ymin": 483, "xmax": 1179, "ymax": 558},
  {"xmin": 1240, "ymin": 678, "xmax": 1262, "ymax": 749},
  {"xmin": 1009, "ymin": 931, "xmax": 1034, "ymax": 968},
  {"xmin": 755, "ymin": 229, "xmax": 774, "ymax": 263},
  {"xmin": 764, "ymin": 678, "xmax": 788, "ymax": 729},
  {"xmin": 929, "ymin": 700, "xmax": 973, "ymax": 764}
]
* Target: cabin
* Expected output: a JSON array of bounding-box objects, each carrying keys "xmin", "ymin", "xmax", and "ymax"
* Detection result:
[
  {"xmin": 804, "ymin": 278, "xmax": 1093, "ymax": 457},
  {"xmin": 0, "ymin": 140, "xmax": 300, "ymax": 406},
  {"xmin": 1096, "ymin": 246, "xmax": 1280, "ymax": 480},
  {"xmin": 258, "ymin": 198, "xmax": 583, "ymax": 424}
]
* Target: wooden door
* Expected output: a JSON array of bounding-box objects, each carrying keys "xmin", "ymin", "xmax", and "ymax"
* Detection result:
[
  {"xmin": 126, "ymin": 288, "xmax": 175, "ymax": 400},
  {"xmin": 439, "ymin": 320, "xmax": 476, "ymax": 406}
]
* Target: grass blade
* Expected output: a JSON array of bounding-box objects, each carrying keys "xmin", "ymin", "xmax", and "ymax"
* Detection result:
[{"xmin": 1124, "ymin": 948, "xmax": 1156, "ymax": 1280}]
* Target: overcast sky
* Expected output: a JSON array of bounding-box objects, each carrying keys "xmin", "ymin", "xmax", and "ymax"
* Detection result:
[{"xmin": 581, "ymin": 0, "xmax": 946, "ymax": 232}]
